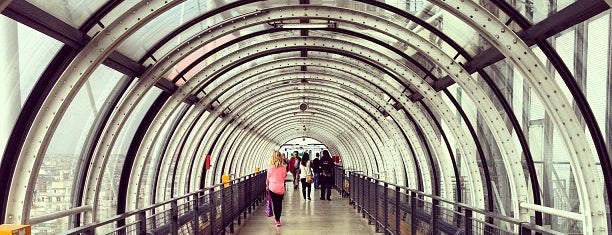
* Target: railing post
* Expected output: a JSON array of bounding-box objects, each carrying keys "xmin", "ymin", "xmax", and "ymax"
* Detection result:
[
  {"xmin": 193, "ymin": 194, "xmax": 200, "ymax": 234},
  {"xmin": 520, "ymin": 223, "xmax": 531, "ymax": 235},
  {"xmin": 171, "ymin": 200, "xmax": 178, "ymax": 235},
  {"xmin": 395, "ymin": 186, "xmax": 400, "ymax": 235},
  {"xmin": 410, "ymin": 191, "xmax": 417, "ymax": 235},
  {"xmin": 209, "ymin": 187, "xmax": 216, "ymax": 235},
  {"xmin": 374, "ymin": 179, "xmax": 380, "ymax": 232},
  {"xmin": 383, "ymin": 182, "xmax": 389, "ymax": 235},
  {"xmin": 367, "ymin": 177, "xmax": 372, "ymax": 223},
  {"xmin": 432, "ymin": 198, "xmax": 439, "ymax": 235},
  {"xmin": 247, "ymin": 175, "xmax": 252, "ymax": 214},
  {"xmin": 137, "ymin": 211, "xmax": 147, "ymax": 235},
  {"xmin": 229, "ymin": 184, "xmax": 235, "ymax": 233},
  {"xmin": 464, "ymin": 209, "xmax": 473, "ymax": 235},
  {"xmin": 362, "ymin": 175, "xmax": 366, "ymax": 218}
]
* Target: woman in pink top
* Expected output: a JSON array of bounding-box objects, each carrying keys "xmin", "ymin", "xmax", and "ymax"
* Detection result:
[{"xmin": 266, "ymin": 150, "xmax": 287, "ymax": 226}]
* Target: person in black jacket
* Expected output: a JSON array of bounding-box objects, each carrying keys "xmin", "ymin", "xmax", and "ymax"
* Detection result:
[
  {"xmin": 319, "ymin": 150, "xmax": 334, "ymax": 200},
  {"xmin": 311, "ymin": 153, "xmax": 321, "ymax": 189}
]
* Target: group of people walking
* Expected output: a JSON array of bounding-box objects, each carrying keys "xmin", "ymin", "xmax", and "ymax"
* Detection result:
[{"xmin": 265, "ymin": 149, "xmax": 335, "ymax": 227}]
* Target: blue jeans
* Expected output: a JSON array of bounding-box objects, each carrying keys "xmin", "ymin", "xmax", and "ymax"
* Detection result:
[{"xmin": 314, "ymin": 173, "xmax": 320, "ymax": 188}]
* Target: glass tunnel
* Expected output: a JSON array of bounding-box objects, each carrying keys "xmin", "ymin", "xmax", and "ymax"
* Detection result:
[{"xmin": 1, "ymin": 0, "xmax": 611, "ymax": 234}]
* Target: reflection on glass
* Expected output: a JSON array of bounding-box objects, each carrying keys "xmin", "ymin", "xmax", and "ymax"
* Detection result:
[{"xmin": 31, "ymin": 66, "xmax": 123, "ymax": 234}]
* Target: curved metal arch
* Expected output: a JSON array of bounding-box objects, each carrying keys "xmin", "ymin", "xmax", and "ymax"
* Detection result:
[
  {"xmin": 248, "ymin": 123, "xmax": 358, "ymax": 173},
  {"xmin": 142, "ymin": 104, "xmax": 191, "ymax": 209},
  {"xmin": 106, "ymin": 6, "xmax": 478, "ymax": 207},
  {"xmin": 111, "ymin": 4, "xmax": 498, "ymax": 214},
  {"xmin": 206, "ymin": 93, "xmax": 386, "ymax": 186},
  {"xmin": 206, "ymin": 88, "xmax": 392, "ymax": 185},
  {"xmin": 207, "ymin": 85, "xmax": 424, "ymax": 191},
  {"xmin": 200, "ymin": 56, "xmax": 459, "ymax": 193},
  {"xmin": 146, "ymin": 39, "xmax": 480, "ymax": 200},
  {"xmin": 173, "ymin": 112, "xmax": 227, "ymax": 197},
  {"xmin": 224, "ymin": 116, "xmax": 357, "ymax": 180},
  {"xmin": 238, "ymin": 130, "xmax": 346, "ymax": 178},
  {"xmin": 433, "ymin": 0, "xmax": 606, "ymax": 231},
  {"xmin": 111, "ymin": 4, "xmax": 492, "ymax": 209},
  {"xmin": 225, "ymin": 100, "xmax": 383, "ymax": 179},
  {"xmin": 247, "ymin": 109, "xmax": 398, "ymax": 182},
  {"xmin": 117, "ymin": 37, "xmax": 482, "ymax": 213},
  {"xmin": 172, "ymin": 35, "xmax": 482, "ymax": 200},
  {"xmin": 232, "ymin": 124, "xmax": 348, "ymax": 180},
  {"xmin": 239, "ymin": 117, "xmax": 371, "ymax": 179},
  {"xmin": 195, "ymin": 76, "xmax": 396, "ymax": 185},
  {"xmin": 6, "ymin": 0, "xmax": 186, "ymax": 223},
  {"xmin": 216, "ymin": 77, "xmax": 430, "ymax": 187}
]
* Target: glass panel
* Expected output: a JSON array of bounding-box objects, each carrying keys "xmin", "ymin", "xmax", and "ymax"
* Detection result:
[
  {"xmin": 0, "ymin": 16, "xmax": 62, "ymax": 163},
  {"xmin": 26, "ymin": 0, "xmax": 105, "ymax": 28},
  {"xmin": 96, "ymin": 87, "xmax": 162, "ymax": 224},
  {"xmin": 585, "ymin": 13, "xmax": 609, "ymax": 145},
  {"xmin": 30, "ymin": 65, "xmax": 124, "ymax": 234},
  {"xmin": 585, "ymin": 12, "xmax": 610, "ymax": 228},
  {"xmin": 86, "ymin": 1, "xmax": 140, "ymax": 36},
  {"xmin": 119, "ymin": 0, "xmax": 286, "ymax": 62},
  {"xmin": 500, "ymin": 0, "xmax": 576, "ymax": 24}
]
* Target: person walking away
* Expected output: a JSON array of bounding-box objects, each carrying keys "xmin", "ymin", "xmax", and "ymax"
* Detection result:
[
  {"xmin": 288, "ymin": 151, "xmax": 301, "ymax": 189},
  {"xmin": 319, "ymin": 150, "xmax": 334, "ymax": 200},
  {"xmin": 312, "ymin": 153, "xmax": 321, "ymax": 189},
  {"xmin": 299, "ymin": 153, "xmax": 312, "ymax": 200},
  {"xmin": 267, "ymin": 150, "xmax": 287, "ymax": 227}
]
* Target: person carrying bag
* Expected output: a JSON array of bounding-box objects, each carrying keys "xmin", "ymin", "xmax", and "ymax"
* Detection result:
[
  {"xmin": 266, "ymin": 151, "xmax": 287, "ymax": 226},
  {"xmin": 299, "ymin": 153, "xmax": 313, "ymax": 200}
]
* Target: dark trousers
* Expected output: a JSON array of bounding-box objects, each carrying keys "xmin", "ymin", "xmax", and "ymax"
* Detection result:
[
  {"xmin": 320, "ymin": 176, "xmax": 332, "ymax": 199},
  {"xmin": 314, "ymin": 173, "xmax": 320, "ymax": 188},
  {"xmin": 269, "ymin": 190, "xmax": 284, "ymax": 221},
  {"xmin": 300, "ymin": 178, "xmax": 312, "ymax": 199}
]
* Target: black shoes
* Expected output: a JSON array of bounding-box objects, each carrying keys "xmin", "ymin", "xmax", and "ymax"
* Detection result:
[{"xmin": 327, "ymin": 198, "xmax": 331, "ymax": 201}]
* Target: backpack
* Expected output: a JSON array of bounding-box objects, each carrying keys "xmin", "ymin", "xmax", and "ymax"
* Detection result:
[{"xmin": 320, "ymin": 160, "xmax": 332, "ymax": 177}]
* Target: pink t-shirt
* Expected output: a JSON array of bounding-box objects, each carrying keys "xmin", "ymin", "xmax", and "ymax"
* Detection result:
[{"xmin": 267, "ymin": 165, "xmax": 287, "ymax": 195}]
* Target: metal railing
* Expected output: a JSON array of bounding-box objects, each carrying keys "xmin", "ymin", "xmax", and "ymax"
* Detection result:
[
  {"xmin": 60, "ymin": 171, "xmax": 267, "ymax": 235},
  {"xmin": 333, "ymin": 167, "xmax": 564, "ymax": 235}
]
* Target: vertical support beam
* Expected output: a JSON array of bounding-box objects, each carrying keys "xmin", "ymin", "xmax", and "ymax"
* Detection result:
[
  {"xmin": 137, "ymin": 211, "xmax": 147, "ymax": 235},
  {"xmin": 395, "ymin": 187, "xmax": 400, "ymax": 235},
  {"xmin": 432, "ymin": 198, "xmax": 439, "ymax": 235},
  {"xmin": 209, "ymin": 188, "xmax": 215, "ymax": 235},
  {"xmin": 193, "ymin": 194, "xmax": 199, "ymax": 234},
  {"xmin": 383, "ymin": 182, "xmax": 389, "ymax": 235},
  {"xmin": 464, "ymin": 209, "xmax": 473, "ymax": 234},
  {"xmin": 171, "ymin": 200, "xmax": 178, "ymax": 235},
  {"xmin": 374, "ymin": 179, "xmax": 380, "ymax": 232},
  {"xmin": 229, "ymin": 186, "xmax": 234, "ymax": 233},
  {"xmin": 410, "ymin": 191, "xmax": 417, "ymax": 235}
]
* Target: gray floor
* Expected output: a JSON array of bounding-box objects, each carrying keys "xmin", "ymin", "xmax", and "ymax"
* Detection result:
[{"xmin": 234, "ymin": 185, "xmax": 377, "ymax": 235}]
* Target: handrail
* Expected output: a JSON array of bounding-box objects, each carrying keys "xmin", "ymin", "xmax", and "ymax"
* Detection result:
[
  {"xmin": 59, "ymin": 171, "xmax": 266, "ymax": 235},
  {"xmin": 337, "ymin": 167, "xmax": 565, "ymax": 234},
  {"xmin": 348, "ymin": 170, "xmax": 525, "ymax": 225}
]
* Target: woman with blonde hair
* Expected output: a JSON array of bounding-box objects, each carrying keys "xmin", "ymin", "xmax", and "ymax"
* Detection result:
[{"xmin": 266, "ymin": 150, "xmax": 287, "ymax": 226}]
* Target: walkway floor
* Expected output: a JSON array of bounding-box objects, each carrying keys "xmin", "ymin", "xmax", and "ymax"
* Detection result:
[{"xmin": 235, "ymin": 185, "xmax": 377, "ymax": 235}]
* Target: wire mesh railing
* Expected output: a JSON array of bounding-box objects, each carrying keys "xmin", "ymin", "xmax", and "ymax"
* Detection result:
[
  {"xmin": 333, "ymin": 167, "xmax": 566, "ymax": 235},
  {"xmin": 59, "ymin": 171, "xmax": 266, "ymax": 235}
]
